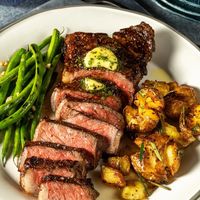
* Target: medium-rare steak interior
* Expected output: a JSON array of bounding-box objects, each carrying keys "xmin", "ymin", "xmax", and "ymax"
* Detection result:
[{"xmin": 18, "ymin": 22, "xmax": 155, "ymax": 200}]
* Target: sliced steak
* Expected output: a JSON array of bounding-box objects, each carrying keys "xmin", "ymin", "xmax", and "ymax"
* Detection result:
[
  {"xmin": 62, "ymin": 69, "xmax": 134, "ymax": 104},
  {"xmin": 38, "ymin": 175, "xmax": 99, "ymax": 200},
  {"xmin": 33, "ymin": 119, "xmax": 108, "ymax": 161},
  {"xmin": 56, "ymin": 99, "xmax": 125, "ymax": 130},
  {"xmin": 51, "ymin": 87, "xmax": 122, "ymax": 112},
  {"xmin": 20, "ymin": 157, "xmax": 85, "ymax": 196},
  {"xmin": 19, "ymin": 141, "xmax": 95, "ymax": 172},
  {"xmin": 55, "ymin": 107, "xmax": 123, "ymax": 154}
]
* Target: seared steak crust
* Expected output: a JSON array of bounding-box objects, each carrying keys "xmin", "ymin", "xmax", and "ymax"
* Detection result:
[
  {"xmin": 56, "ymin": 99, "xmax": 125, "ymax": 130},
  {"xmin": 24, "ymin": 157, "xmax": 86, "ymax": 176},
  {"xmin": 19, "ymin": 141, "xmax": 95, "ymax": 171},
  {"xmin": 51, "ymin": 87, "xmax": 122, "ymax": 112}
]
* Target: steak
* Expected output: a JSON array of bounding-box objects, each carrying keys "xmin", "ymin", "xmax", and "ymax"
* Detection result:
[
  {"xmin": 51, "ymin": 87, "xmax": 122, "ymax": 112},
  {"xmin": 63, "ymin": 22, "xmax": 155, "ymax": 90},
  {"xmin": 38, "ymin": 175, "xmax": 99, "ymax": 200},
  {"xmin": 56, "ymin": 99, "xmax": 125, "ymax": 130},
  {"xmin": 33, "ymin": 119, "xmax": 108, "ymax": 161},
  {"xmin": 62, "ymin": 69, "xmax": 134, "ymax": 104},
  {"xmin": 19, "ymin": 141, "xmax": 95, "ymax": 172},
  {"xmin": 55, "ymin": 107, "xmax": 123, "ymax": 154},
  {"xmin": 20, "ymin": 157, "xmax": 85, "ymax": 196}
]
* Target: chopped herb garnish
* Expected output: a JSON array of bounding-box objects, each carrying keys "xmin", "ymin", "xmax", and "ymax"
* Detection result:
[
  {"xmin": 139, "ymin": 142, "xmax": 145, "ymax": 162},
  {"xmin": 136, "ymin": 172, "xmax": 150, "ymax": 196},
  {"xmin": 150, "ymin": 142, "xmax": 162, "ymax": 161}
]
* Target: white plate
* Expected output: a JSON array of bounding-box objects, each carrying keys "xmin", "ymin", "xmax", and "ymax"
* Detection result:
[{"xmin": 0, "ymin": 5, "xmax": 200, "ymax": 200}]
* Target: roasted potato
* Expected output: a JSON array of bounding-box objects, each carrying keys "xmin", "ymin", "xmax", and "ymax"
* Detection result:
[
  {"xmin": 107, "ymin": 155, "xmax": 131, "ymax": 175},
  {"xmin": 101, "ymin": 165, "xmax": 126, "ymax": 187},
  {"xmin": 131, "ymin": 133, "xmax": 181, "ymax": 183},
  {"xmin": 134, "ymin": 88, "xmax": 164, "ymax": 112},
  {"xmin": 121, "ymin": 181, "xmax": 147, "ymax": 200},
  {"xmin": 162, "ymin": 121, "xmax": 195, "ymax": 147},
  {"xmin": 165, "ymin": 84, "xmax": 198, "ymax": 119},
  {"xmin": 124, "ymin": 105, "xmax": 159, "ymax": 133},
  {"xmin": 186, "ymin": 104, "xmax": 200, "ymax": 136},
  {"xmin": 142, "ymin": 80, "xmax": 170, "ymax": 97}
]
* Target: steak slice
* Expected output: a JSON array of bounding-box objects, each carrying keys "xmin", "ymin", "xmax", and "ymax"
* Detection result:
[
  {"xmin": 38, "ymin": 175, "xmax": 99, "ymax": 200},
  {"xmin": 20, "ymin": 157, "xmax": 85, "ymax": 196},
  {"xmin": 56, "ymin": 99, "xmax": 125, "ymax": 130},
  {"xmin": 55, "ymin": 107, "xmax": 123, "ymax": 154},
  {"xmin": 51, "ymin": 87, "xmax": 122, "ymax": 112},
  {"xmin": 19, "ymin": 141, "xmax": 95, "ymax": 172},
  {"xmin": 62, "ymin": 69, "xmax": 134, "ymax": 104},
  {"xmin": 34, "ymin": 119, "xmax": 108, "ymax": 161}
]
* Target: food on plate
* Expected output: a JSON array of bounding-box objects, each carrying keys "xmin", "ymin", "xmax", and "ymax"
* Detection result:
[
  {"xmin": 121, "ymin": 181, "xmax": 147, "ymax": 200},
  {"xmin": 131, "ymin": 133, "xmax": 180, "ymax": 183},
  {"xmin": 101, "ymin": 165, "xmax": 126, "ymax": 187},
  {"xmin": 38, "ymin": 175, "xmax": 99, "ymax": 200},
  {"xmin": 107, "ymin": 155, "xmax": 131, "ymax": 175},
  {"xmin": 0, "ymin": 29, "xmax": 62, "ymax": 164},
  {"xmin": 101, "ymin": 80, "xmax": 199, "ymax": 199},
  {"xmin": 0, "ymin": 19, "xmax": 199, "ymax": 200}
]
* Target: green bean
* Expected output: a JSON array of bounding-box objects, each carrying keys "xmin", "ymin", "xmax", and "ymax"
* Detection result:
[
  {"xmin": 1, "ymin": 127, "xmax": 13, "ymax": 166},
  {"xmin": 13, "ymin": 125, "xmax": 21, "ymax": 159},
  {"xmin": 46, "ymin": 29, "xmax": 60, "ymax": 64},
  {"xmin": 14, "ymin": 54, "xmax": 26, "ymax": 95},
  {"xmin": 0, "ymin": 79, "xmax": 33, "ymax": 116},
  {"xmin": 0, "ymin": 36, "xmax": 51, "ymax": 86},
  {"xmin": 20, "ymin": 123, "xmax": 27, "ymax": 150},
  {"xmin": 0, "ymin": 44, "xmax": 45, "ymax": 129},
  {"xmin": 30, "ymin": 54, "xmax": 61, "ymax": 139},
  {"xmin": 0, "ymin": 48, "xmax": 26, "ymax": 105}
]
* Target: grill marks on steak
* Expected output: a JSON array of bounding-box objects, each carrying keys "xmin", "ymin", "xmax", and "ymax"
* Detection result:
[
  {"xmin": 34, "ymin": 119, "xmax": 108, "ymax": 161},
  {"xmin": 56, "ymin": 99, "xmax": 125, "ymax": 130},
  {"xmin": 51, "ymin": 87, "xmax": 122, "ymax": 112},
  {"xmin": 55, "ymin": 106, "xmax": 123, "ymax": 154},
  {"xmin": 62, "ymin": 69, "xmax": 135, "ymax": 104},
  {"xmin": 20, "ymin": 158, "xmax": 86, "ymax": 195},
  {"xmin": 38, "ymin": 175, "xmax": 99, "ymax": 200}
]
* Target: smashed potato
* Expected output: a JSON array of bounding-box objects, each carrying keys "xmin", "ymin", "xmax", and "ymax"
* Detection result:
[
  {"xmin": 101, "ymin": 165, "xmax": 126, "ymax": 187},
  {"xmin": 186, "ymin": 104, "xmax": 200, "ymax": 136},
  {"xmin": 142, "ymin": 80, "xmax": 170, "ymax": 97},
  {"xmin": 107, "ymin": 155, "xmax": 131, "ymax": 175},
  {"xmin": 124, "ymin": 106, "xmax": 159, "ymax": 133},
  {"xmin": 165, "ymin": 84, "xmax": 198, "ymax": 119},
  {"xmin": 134, "ymin": 88, "xmax": 164, "ymax": 112},
  {"xmin": 131, "ymin": 133, "xmax": 180, "ymax": 183},
  {"xmin": 121, "ymin": 181, "xmax": 147, "ymax": 200}
]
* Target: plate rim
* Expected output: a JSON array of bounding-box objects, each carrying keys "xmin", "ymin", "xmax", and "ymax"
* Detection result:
[{"xmin": 0, "ymin": 4, "xmax": 200, "ymax": 200}]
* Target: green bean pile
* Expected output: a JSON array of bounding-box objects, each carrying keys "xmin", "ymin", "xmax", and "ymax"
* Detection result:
[{"xmin": 0, "ymin": 29, "xmax": 62, "ymax": 165}]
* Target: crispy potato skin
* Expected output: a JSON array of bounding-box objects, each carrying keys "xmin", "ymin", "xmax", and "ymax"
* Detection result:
[
  {"xmin": 124, "ymin": 106, "xmax": 159, "ymax": 133},
  {"xmin": 107, "ymin": 155, "xmax": 131, "ymax": 175},
  {"xmin": 186, "ymin": 104, "xmax": 200, "ymax": 136},
  {"xmin": 101, "ymin": 165, "xmax": 126, "ymax": 187},
  {"xmin": 142, "ymin": 80, "xmax": 170, "ymax": 97},
  {"xmin": 121, "ymin": 181, "xmax": 147, "ymax": 200},
  {"xmin": 131, "ymin": 133, "xmax": 181, "ymax": 183},
  {"xmin": 165, "ymin": 84, "xmax": 198, "ymax": 119}
]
